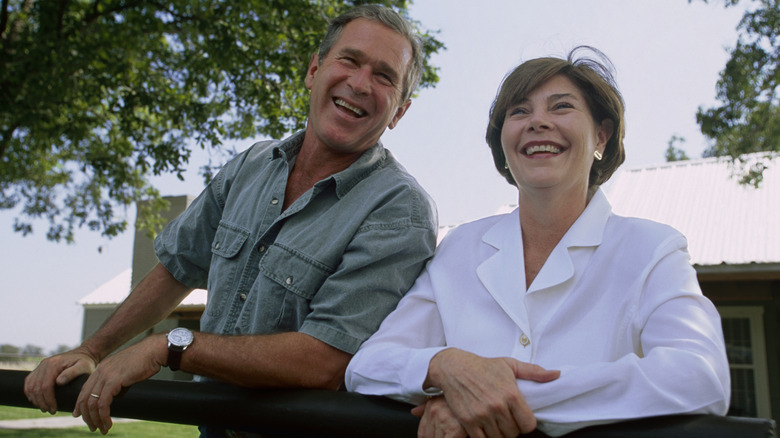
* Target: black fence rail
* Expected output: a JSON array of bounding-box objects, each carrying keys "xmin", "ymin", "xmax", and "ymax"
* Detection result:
[{"xmin": 0, "ymin": 369, "xmax": 775, "ymax": 437}]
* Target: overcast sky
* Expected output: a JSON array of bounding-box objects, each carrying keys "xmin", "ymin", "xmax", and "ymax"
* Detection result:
[{"xmin": 1, "ymin": 0, "xmax": 748, "ymax": 352}]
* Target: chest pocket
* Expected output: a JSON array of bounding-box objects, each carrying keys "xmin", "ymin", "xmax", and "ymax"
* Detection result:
[
  {"xmin": 259, "ymin": 244, "xmax": 334, "ymax": 300},
  {"xmin": 207, "ymin": 222, "xmax": 251, "ymax": 318}
]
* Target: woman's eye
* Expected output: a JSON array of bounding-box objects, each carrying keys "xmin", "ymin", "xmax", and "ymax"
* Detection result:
[
  {"xmin": 553, "ymin": 102, "xmax": 573, "ymax": 110},
  {"xmin": 509, "ymin": 107, "xmax": 528, "ymax": 116}
]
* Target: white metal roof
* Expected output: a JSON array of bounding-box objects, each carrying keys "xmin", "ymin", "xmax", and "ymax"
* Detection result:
[
  {"xmin": 79, "ymin": 268, "xmax": 207, "ymax": 308},
  {"xmin": 604, "ymin": 153, "xmax": 779, "ymax": 267}
]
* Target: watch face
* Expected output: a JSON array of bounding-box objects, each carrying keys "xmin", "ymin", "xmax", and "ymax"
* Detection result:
[{"xmin": 169, "ymin": 328, "xmax": 194, "ymax": 346}]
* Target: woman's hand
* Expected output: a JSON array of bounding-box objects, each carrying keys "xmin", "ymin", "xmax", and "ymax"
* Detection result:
[
  {"xmin": 73, "ymin": 334, "xmax": 167, "ymax": 434},
  {"xmin": 413, "ymin": 396, "xmax": 468, "ymax": 438},
  {"xmin": 425, "ymin": 348, "xmax": 559, "ymax": 438}
]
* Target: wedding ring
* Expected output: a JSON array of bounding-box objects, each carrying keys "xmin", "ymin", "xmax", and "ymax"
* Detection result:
[{"xmin": 90, "ymin": 393, "xmax": 100, "ymax": 399}]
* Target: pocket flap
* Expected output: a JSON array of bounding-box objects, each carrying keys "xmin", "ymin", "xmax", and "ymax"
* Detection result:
[
  {"xmin": 211, "ymin": 222, "xmax": 250, "ymax": 258},
  {"xmin": 260, "ymin": 245, "xmax": 334, "ymax": 299}
]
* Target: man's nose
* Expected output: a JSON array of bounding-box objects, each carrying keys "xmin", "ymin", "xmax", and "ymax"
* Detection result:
[{"xmin": 347, "ymin": 66, "xmax": 372, "ymax": 95}]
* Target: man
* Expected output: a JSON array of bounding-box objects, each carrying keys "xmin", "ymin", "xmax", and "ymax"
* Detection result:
[{"xmin": 24, "ymin": 5, "xmax": 438, "ymax": 435}]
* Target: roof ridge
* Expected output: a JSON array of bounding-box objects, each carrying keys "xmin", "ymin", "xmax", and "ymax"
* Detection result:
[{"xmin": 623, "ymin": 151, "xmax": 779, "ymax": 173}]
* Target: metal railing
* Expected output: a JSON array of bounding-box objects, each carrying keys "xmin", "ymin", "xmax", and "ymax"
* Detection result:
[
  {"xmin": 0, "ymin": 369, "xmax": 775, "ymax": 437},
  {"xmin": 0, "ymin": 369, "xmax": 417, "ymax": 437}
]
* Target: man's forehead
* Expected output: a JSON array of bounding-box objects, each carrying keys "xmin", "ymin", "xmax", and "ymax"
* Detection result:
[{"xmin": 334, "ymin": 18, "xmax": 411, "ymax": 53}]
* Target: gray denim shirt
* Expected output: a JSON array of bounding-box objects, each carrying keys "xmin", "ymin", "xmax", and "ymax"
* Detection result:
[{"xmin": 154, "ymin": 131, "xmax": 438, "ymax": 354}]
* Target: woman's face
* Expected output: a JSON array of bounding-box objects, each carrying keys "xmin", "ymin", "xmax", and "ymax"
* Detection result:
[{"xmin": 500, "ymin": 74, "xmax": 612, "ymax": 197}]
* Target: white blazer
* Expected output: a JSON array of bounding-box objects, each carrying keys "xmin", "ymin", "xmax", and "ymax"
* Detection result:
[{"xmin": 346, "ymin": 190, "xmax": 730, "ymax": 436}]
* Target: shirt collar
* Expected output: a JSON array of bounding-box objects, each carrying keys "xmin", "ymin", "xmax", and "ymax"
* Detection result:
[
  {"xmin": 561, "ymin": 188, "xmax": 612, "ymax": 248},
  {"xmin": 483, "ymin": 188, "xmax": 612, "ymax": 251},
  {"xmin": 272, "ymin": 130, "xmax": 305, "ymax": 161},
  {"xmin": 272, "ymin": 131, "xmax": 387, "ymax": 199}
]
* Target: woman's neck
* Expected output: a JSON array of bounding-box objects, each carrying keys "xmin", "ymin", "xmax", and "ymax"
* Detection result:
[{"xmin": 517, "ymin": 187, "xmax": 589, "ymax": 289}]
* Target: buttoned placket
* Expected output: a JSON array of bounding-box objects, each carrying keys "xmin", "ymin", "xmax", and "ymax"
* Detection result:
[{"xmin": 222, "ymin": 156, "xmax": 291, "ymax": 334}]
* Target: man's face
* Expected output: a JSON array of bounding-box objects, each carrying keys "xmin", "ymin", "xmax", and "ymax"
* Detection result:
[{"xmin": 304, "ymin": 18, "xmax": 412, "ymax": 156}]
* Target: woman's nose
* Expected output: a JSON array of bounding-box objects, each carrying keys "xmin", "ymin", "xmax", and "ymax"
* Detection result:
[{"xmin": 528, "ymin": 111, "xmax": 551, "ymax": 131}]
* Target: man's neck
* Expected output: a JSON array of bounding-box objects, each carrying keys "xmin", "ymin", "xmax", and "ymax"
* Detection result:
[{"xmin": 282, "ymin": 134, "xmax": 370, "ymax": 210}]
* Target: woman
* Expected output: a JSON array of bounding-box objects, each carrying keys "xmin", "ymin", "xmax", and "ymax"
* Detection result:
[{"xmin": 345, "ymin": 47, "xmax": 730, "ymax": 438}]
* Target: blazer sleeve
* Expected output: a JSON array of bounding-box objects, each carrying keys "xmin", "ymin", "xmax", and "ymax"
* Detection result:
[
  {"xmin": 345, "ymin": 264, "xmax": 449, "ymax": 405},
  {"xmin": 521, "ymin": 240, "xmax": 731, "ymax": 436}
]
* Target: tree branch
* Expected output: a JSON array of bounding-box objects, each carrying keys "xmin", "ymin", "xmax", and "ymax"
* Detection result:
[
  {"xmin": 0, "ymin": 124, "xmax": 18, "ymax": 161},
  {"xmin": 56, "ymin": 0, "xmax": 68, "ymax": 38},
  {"xmin": 62, "ymin": 0, "xmax": 145, "ymax": 39},
  {"xmin": 0, "ymin": 0, "xmax": 9, "ymax": 38}
]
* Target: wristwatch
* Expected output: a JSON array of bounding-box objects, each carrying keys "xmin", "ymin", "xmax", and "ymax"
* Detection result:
[{"xmin": 166, "ymin": 327, "xmax": 194, "ymax": 371}]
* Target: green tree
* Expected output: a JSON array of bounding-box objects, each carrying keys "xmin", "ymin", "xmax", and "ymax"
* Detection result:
[
  {"xmin": 694, "ymin": 0, "xmax": 779, "ymax": 185},
  {"xmin": 0, "ymin": 0, "xmax": 444, "ymax": 242},
  {"xmin": 665, "ymin": 135, "xmax": 690, "ymax": 162},
  {"xmin": 50, "ymin": 344, "xmax": 74, "ymax": 356},
  {"xmin": 0, "ymin": 344, "xmax": 20, "ymax": 355},
  {"xmin": 21, "ymin": 344, "xmax": 44, "ymax": 357}
]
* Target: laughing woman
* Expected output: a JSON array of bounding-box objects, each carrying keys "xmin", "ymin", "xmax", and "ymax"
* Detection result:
[{"xmin": 345, "ymin": 46, "xmax": 730, "ymax": 438}]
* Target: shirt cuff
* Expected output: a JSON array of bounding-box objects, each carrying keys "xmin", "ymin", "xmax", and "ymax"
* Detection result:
[{"xmin": 403, "ymin": 347, "xmax": 448, "ymax": 400}]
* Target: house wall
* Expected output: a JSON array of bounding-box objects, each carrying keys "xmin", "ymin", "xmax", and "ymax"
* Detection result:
[
  {"xmin": 131, "ymin": 195, "xmax": 194, "ymax": 289},
  {"xmin": 81, "ymin": 307, "xmax": 115, "ymax": 342},
  {"xmin": 702, "ymin": 279, "xmax": 780, "ymax": 421}
]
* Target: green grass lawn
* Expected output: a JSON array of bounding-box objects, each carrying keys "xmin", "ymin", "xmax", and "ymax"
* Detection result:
[
  {"xmin": 0, "ymin": 405, "xmax": 71, "ymax": 421},
  {"xmin": 0, "ymin": 405, "xmax": 199, "ymax": 437}
]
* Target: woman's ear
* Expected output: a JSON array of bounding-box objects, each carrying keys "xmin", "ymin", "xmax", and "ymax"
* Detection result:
[{"xmin": 597, "ymin": 119, "xmax": 614, "ymax": 152}]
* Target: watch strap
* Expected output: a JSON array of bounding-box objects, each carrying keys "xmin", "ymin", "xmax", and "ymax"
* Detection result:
[{"xmin": 167, "ymin": 347, "xmax": 184, "ymax": 371}]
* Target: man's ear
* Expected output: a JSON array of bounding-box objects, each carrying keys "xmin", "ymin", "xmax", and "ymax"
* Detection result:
[
  {"xmin": 388, "ymin": 100, "xmax": 412, "ymax": 130},
  {"xmin": 304, "ymin": 54, "xmax": 320, "ymax": 90}
]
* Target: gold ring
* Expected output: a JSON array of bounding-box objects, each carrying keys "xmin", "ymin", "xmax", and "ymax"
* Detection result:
[{"xmin": 90, "ymin": 393, "xmax": 100, "ymax": 399}]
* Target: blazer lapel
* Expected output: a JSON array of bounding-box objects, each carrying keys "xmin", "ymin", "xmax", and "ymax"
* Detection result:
[
  {"xmin": 528, "ymin": 190, "xmax": 611, "ymax": 294},
  {"xmin": 528, "ymin": 243, "xmax": 575, "ymax": 293},
  {"xmin": 476, "ymin": 211, "xmax": 531, "ymax": 335}
]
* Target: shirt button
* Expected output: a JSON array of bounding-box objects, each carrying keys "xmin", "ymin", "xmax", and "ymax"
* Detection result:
[
  {"xmin": 239, "ymin": 293, "xmax": 247, "ymax": 301},
  {"xmin": 520, "ymin": 334, "xmax": 530, "ymax": 347},
  {"xmin": 214, "ymin": 242, "xmax": 220, "ymax": 249},
  {"xmin": 271, "ymin": 198, "xmax": 279, "ymax": 205},
  {"xmin": 285, "ymin": 276, "xmax": 293, "ymax": 285},
  {"xmin": 258, "ymin": 245, "xmax": 266, "ymax": 253}
]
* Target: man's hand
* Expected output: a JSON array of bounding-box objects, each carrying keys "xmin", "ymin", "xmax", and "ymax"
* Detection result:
[
  {"xmin": 425, "ymin": 348, "xmax": 560, "ymax": 438},
  {"xmin": 73, "ymin": 334, "xmax": 167, "ymax": 434},
  {"xmin": 24, "ymin": 347, "xmax": 99, "ymax": 415},
  {"xmin": 413, "ymin": 396, "xmax": 468, "ymax": 438}
]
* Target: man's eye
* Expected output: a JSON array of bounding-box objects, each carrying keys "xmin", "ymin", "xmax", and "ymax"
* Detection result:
[{"xmin": 377, "ymin": 73, "xmax": 394, "ymax": 85}]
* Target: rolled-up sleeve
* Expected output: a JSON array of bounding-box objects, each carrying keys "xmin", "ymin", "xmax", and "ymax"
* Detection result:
[{"xmin": 303, "ymin": 217, "xmax": 437, "ymax": 354}]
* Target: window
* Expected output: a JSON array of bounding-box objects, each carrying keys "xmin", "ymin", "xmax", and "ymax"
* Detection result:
[{"xmin": 718, "ymin": 306, "xmax": 772, "ymax": 418}]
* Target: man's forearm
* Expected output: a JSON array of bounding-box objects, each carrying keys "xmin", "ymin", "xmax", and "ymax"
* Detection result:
[
  {"xmin": 82, "ymin": 263, "xmax": 193, "ymax": 361},
  {"xmin": 180, "ymin": 331, "xmax": 352, "ymax": 390}
]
